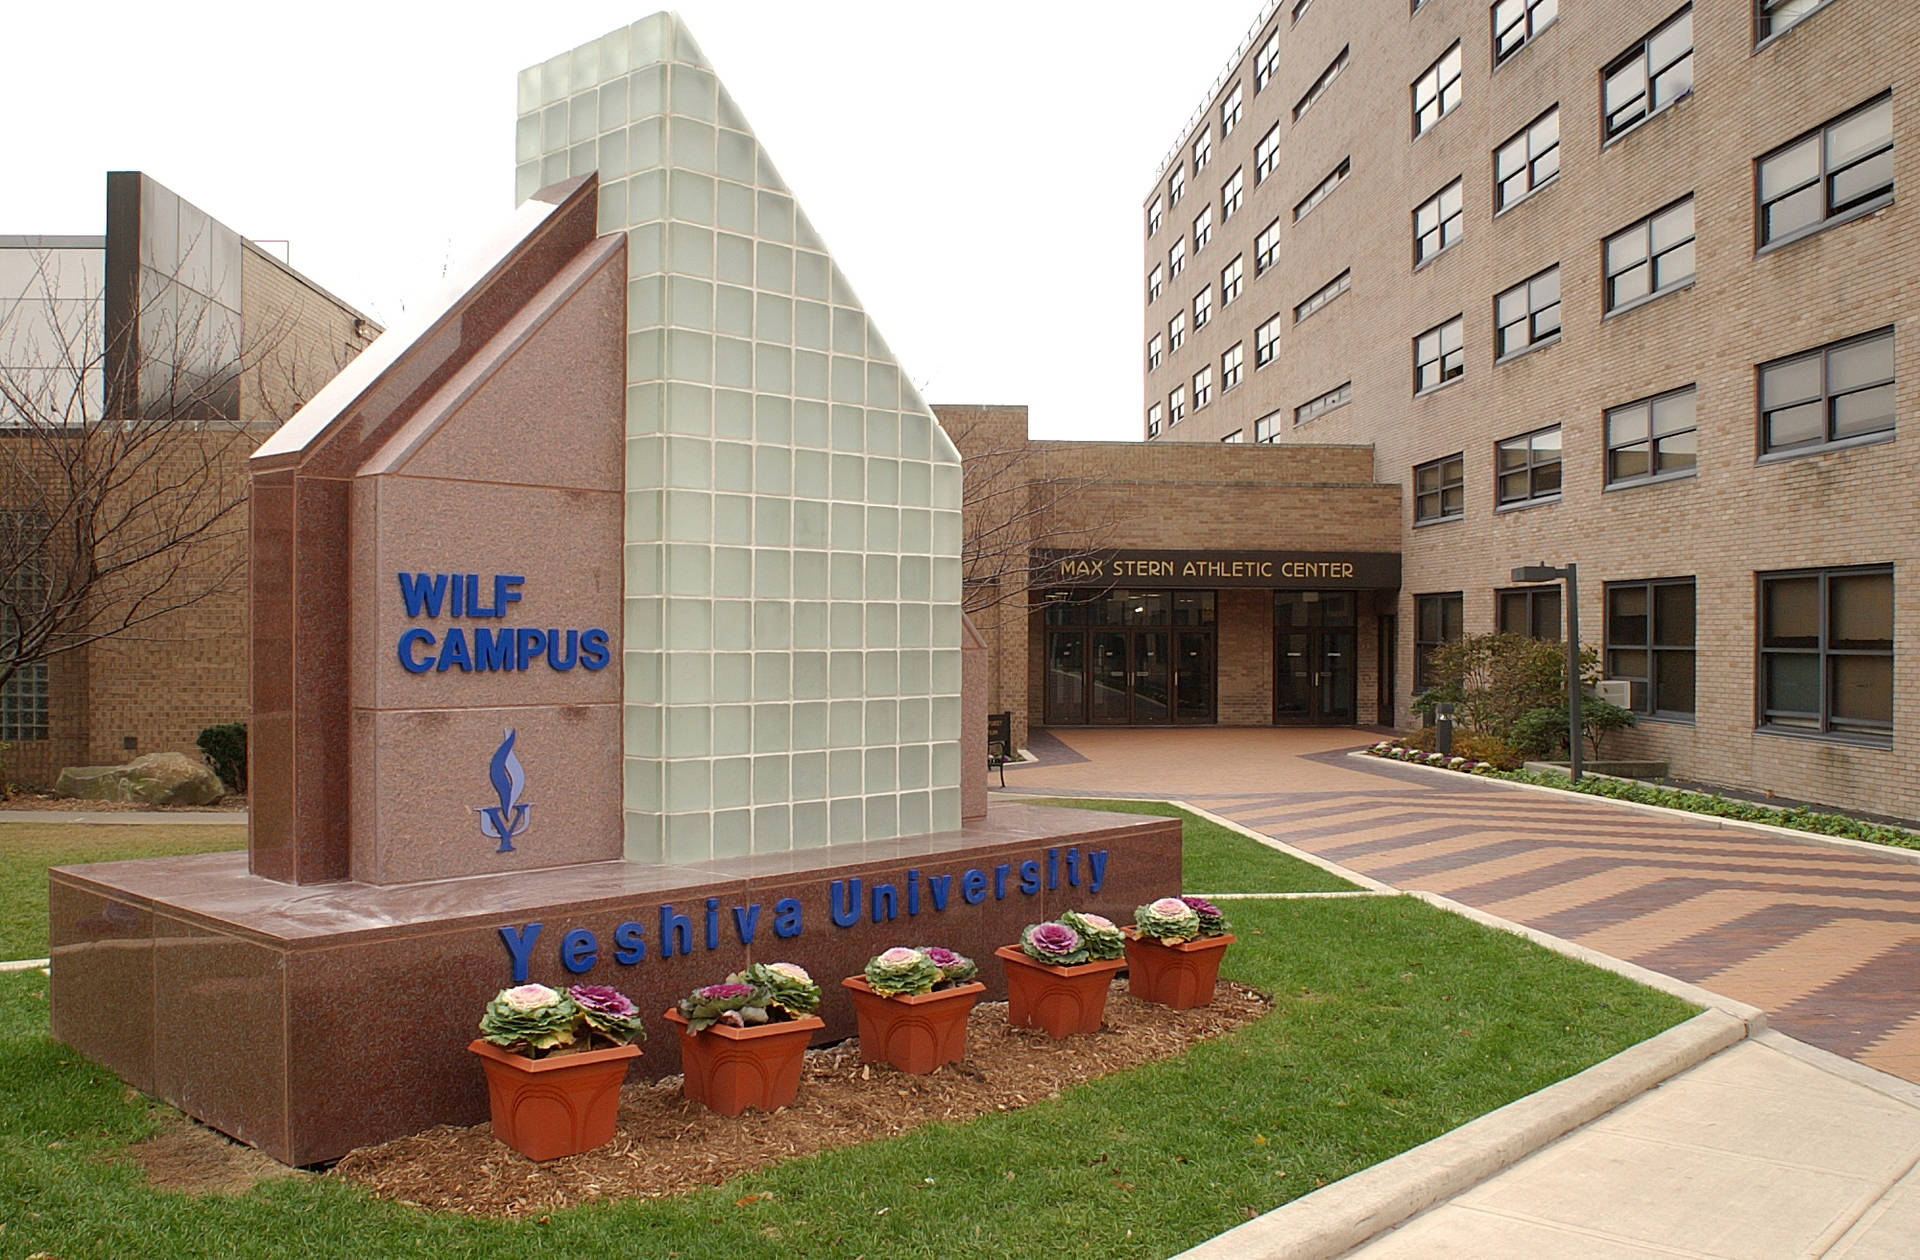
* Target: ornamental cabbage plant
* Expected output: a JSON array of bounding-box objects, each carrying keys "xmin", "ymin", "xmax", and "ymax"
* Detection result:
[
  {"xmin": 1134, "ymin": 896, "xmax": 1203, "ymax": 943},
  {"xmin": 1020, "ymin": 920, "xmax": 1091, "ymax": 966},
  {"xmin": 731, "ymin": 961, "xmax": 822, "ymax": 1019},
  {"xmin": 1178, "ymin": 895, "xmax": 1231, "ymax": 937},
  {"xmin": 1059, "ymin": 910, "xmax": 1126, "ymax": 960},
  {"xmin": 918, "ymin": 946, "xmax": 979, "ymax": 986},
  {"xmin": 479, "ymin": 983, "xmax": 580, "ymax": 1055},
  {"xmin": 568, "ymin": 984, "xmax": 646, "ymax": 1045},
  {"xmin": 676, "ymin": 981, "xmax": 769, "ymax": 1032},
  {"xmin": 864, "ymin": 947, "xmax": 942, "ymax": 996}
]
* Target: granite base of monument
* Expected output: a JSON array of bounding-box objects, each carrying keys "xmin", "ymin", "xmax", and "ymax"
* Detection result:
[{"xmin": 49, "ymin": 803, "xmax": 1178, "ymax": 1165}]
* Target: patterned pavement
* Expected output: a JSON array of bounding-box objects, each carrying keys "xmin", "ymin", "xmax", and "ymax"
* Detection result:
[{"xmin": 1002, "ymin": 727, "xmax": 1920, "ymax": 1084}]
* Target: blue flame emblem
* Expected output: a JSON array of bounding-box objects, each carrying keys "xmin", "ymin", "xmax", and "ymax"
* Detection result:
[{"xmin": 477, "ymin": 727, "xmax": 532, "ymax": 853}]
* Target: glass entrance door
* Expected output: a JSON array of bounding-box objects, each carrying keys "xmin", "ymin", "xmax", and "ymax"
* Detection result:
[
  {"xmin": 1175, "ymin": 631, "xmax": 1216, "ymax": 723},
  {"xmin": 1045, "ymin": 631, "xmax": 1085, "ymax": 725},
  {"xmin": 1040, "ymin": 591, "xmax": 1219, "ymax": 726},
  {"xmin": 1089, "ymin": 631, "xmax": 1131, "ymax": 724},
  {"xmin": 1274, "ymin": 591, "xmax": 1360, "ymax": 725},
  {"xmin": 1274, "ymin": 631, "xmax": 1312, "ymax": 721},
  {"xmin": 1132, "ymin": 631, "xmax": 1170, "ymax": 722},
  {"xmin": 1317, "ymin": 630, "xmax": 1356, "ymax": 722}
]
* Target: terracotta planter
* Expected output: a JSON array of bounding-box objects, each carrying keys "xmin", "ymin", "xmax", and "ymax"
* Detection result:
[
  {"xmin": 842, "ymin": 976, "xmax": 986, "ymax": 1074},
  {"xmin": 665, "ymin": 1009, "xmax": 823, "ymax": 1117},
  {"xmin": 468, "ymin": 1038, "xmax": 642, "ymax": 1161},
  {"xmin": 995, "ymin": 944, "xmax": 1125, "ymax": 1038},
  {"xmin": 1123, "ymin": 928, "xmax": 1236, "ymax": 1010}
]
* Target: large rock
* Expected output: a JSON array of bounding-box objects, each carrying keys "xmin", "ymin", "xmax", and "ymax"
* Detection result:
[{"xmin": 54, "ymin": 752, "xmax": 226, "ymax": 807}]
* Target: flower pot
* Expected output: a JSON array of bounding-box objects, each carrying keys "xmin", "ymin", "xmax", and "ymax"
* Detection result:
[
  {"xmin": 1122, "ymin": 928, "xmax": 1236, "ymax": 1010},
  {"xmin": 664, "ymin": 1009, "xmax": 823, "ymax": 1117},
  {"xmin": 994, "ymin": 944, "xmax": 1125, "ymax": 1039},
  {"xmin": 842, "ymin": 976, "xmax": 986, "ymax": 1074},
  {"xmin": 467, "ymin": 1038, "xmax": 642, "ymax": 1161}
]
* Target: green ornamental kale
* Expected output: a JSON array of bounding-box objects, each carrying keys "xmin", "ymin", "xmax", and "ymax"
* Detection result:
[
  {"xmin": 1059, "ymin": 910, "xmax": 1127, "ymax": 961},
  {"xmin": 730, "ymin": 961, "xmax": 822, "ymax": 1019},
  {"xmin": 917, "ymin": 946, "xmax": 979, "ymax": 986},
  {"xmin": 479, "ymin": 983, "xmax": 580, "ymax": 1054},
  {"xmin": 864, "ymin": 947, "xmax": 942, "ymax": 996},
  {"xmin": 1134, "ymin": 896, "xmax": 1203, "ymax": 943}
]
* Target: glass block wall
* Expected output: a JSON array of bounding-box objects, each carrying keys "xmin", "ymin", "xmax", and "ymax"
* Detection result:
[{"xmin": 516, "ymin": 13, "xmax": 966, "ymax": 862}]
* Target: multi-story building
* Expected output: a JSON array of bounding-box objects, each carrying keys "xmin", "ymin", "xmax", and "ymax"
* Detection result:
[{"xmin": 1141, "ymin": 0, "xmax": 1918, "ymax": 820}]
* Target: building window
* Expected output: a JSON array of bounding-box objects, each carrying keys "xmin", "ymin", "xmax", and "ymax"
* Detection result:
[
  {"xmin": 1222, "ymin": 168, "xmax": 1244, "ymax": 222},
  {"xmin": 1221, "ymin": 82, "xmax": 1243, "ymax": 138},
  {"xmin": 1760, "ymin": 566, "xmax": 1893, "ymax": 741},
  {"xmin": 1223, "ymin": 343, "xmax": 1245, "ymax": 391},
  {"xmin": 1147, "ymin": 333, "xmax": 1164, "ymax": 372},
  {"xmin": 1256, "ymin": 125, "xmax": 1282, "ymax": 183},
  {"xmin": 1255, "ymin": 410, "xmax": 1284, "ymax": 442},
  {"xmin": 1147, "ymin": 264, "xmax": 1164, "ymax": 304},
  {"xmin": 0, "ymin": 658, "xmax": 49, "ymax": 743},
  {"xmin": 1605, "ymin": 197, "xmax": 1695, "ymax": 312},
  {"xmin": 1169, "ymin": 310, "xmax": 1186, "ymax": 351},
  {"xmin": 1221, "ymin": 255, "xmax": 1244, "ymax": 306},
  {"xmin": 1415, "ymin": 593, "xmax": 1464, "ymax": 692},
  {"xmin": 1413, "ymin": 453, "xmax": 1464, "ymax": 524},
  {"xmin": 1415, "ymin": 316, "xmax": 1465, "ymax": 392},
  {"xmin": 1497, "ymin": 586, "xmax": 1563, "ymax": 640},
  {"xmin": 1169, "ymin": 385, "xmax": 1186, "ymax": 423},
  {"xmin": 1606, "ymin": 578, "xmax": 1696, "ymax": 718},
  {"xmin": 1255, "ymin": 314, "xmax": 1282, "ymax": 368},
  {"xmin": 1147, "ymin": 403, "xmax": 1163, "ymax": 438},
  {"xmin": 1295, "ymin": 157, "xmax": 1350, "ymax": 222},
  {"xmin": 1493, "ymin": 0, "xmax": 1557, "ymax": 65},
  {"xmin": 1255, "ymin": 219, "xmax": 1283, "ymax": 274},
  {"xmin": 1222, "ymin": 429, "xmax": 1245, "ymax": 443},
  {"xmin": 1496, "ymin": 425, "xmax": 1562, "ymax": 505},
  {"xmin": 1256, "ymin": 29, "xmax": 1282, "ymax": 89},
  {"xmin": 1295, "ymin": 381, "xmax": 1351, "ymax": 426},
  {"xmin": 1294, "ymin": 269, "xmax": 1351, "ymax": 323},
  {"xmin": 1193, "ymin": 205, "xmax": 1213, "ymax": 253},
  {"xmin": 1759, "ymin": 327, "xmax": 1896, "ymax": 454},
  {"xmin": 1758, "ymin": 0, "xmax": 1831, "ymax": 44},
  {"xmin": 1495, "ymin": 265, "xmax": 1561, "ymax": 359},
  {"xmin": 1412, "ymin": 0, "xmax": 1435, "ymax": 12},
  {"xmin": 1413, "ymin": 44, "xmax": 1463, "ymax": 137},
  {"xmin": 1193, "ymin": 366, "xmax": 1214, "ymax": 409},
  {"xmin": 1606, "ymin": 385, "xmax": 1697, "ymax": 486},
  {"xmin": 1193, "ymin": 127, "xmax": 1213, "ymax": 175},
  {"xmin": 1413, "ymin": 179, "xmax": 1464, "ymax": 265},
  {"xmin": 1496, "ymin": 107, "xmax": 1562, "ymax": 210},
  {"xmin": 1604, "ymin": 7, "xmax": 1694, "ymax": 141},
  {"xmin": 1757, "ymin": 94, "xmax": 1894, "ymax": 249},
  {"xmin": 1295, "ymin": 46, "xmax": 1350, "ymax": 123},
  {"xmin": 1148, "ymin": 196, "xmax": 1164, "ymax": 236},
  {"xmin": 1169, "ymin": 236, "xmax": 1186, "ymax": 278},
  {"xmin": 1292, "ymin": 0, "xmax": 1315, "ymax": 22},
  {"xmin": 1170, "ymin": 165, "xmax": 1186, "ymax": 208},
  {"xmin": 1193, "ymin": 285, "xmax": 1213, "ymax": 331}
]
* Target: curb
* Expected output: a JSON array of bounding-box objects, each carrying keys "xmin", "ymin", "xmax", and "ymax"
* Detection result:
[
  {"xmin": 0, "ymin": 957, "xmax": 50, "ymax": 973},
  {"xmin": 1167, "ymin": 799, "xmax": 1395, "ymax": 892},
  {"xmin": 1173, "ymin": 1008, "xmax": 1753, "ymax": 1260},
  {"xmin": 1344, "ymin": 750, "xmax": 1920, "ymax": 868}
]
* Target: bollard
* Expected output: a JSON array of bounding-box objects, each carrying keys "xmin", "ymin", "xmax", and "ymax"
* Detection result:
[{"xmin": 1435, "ymin": 703, "xmax": 1454, "ymax": 756}]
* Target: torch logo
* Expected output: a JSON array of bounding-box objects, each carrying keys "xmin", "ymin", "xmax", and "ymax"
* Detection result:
[{"xmin": 478, "ymin": 728, "xmax": 532, "ymax": 853}]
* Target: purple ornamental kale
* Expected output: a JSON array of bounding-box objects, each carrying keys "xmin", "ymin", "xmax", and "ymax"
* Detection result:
[{"xmin": 568, "ymin": 985, "xmax": 637, "ymax": 1018}]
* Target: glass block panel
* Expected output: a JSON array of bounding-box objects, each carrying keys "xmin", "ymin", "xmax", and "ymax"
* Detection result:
[
  {"xmin": 828, "ymin": 700, "xmax": 863, "ymax": 747},
  {"xmin": 712, "ymin": 809, "xmax": 752, "ymax": 858},
  {"xmin": 791, "ymin": 701, "xmax": 828, "ymax": 750},
  {"xmin": 792, "ymin": 799, "xmax": 830, "ymax": 847},
  {"xmin": 753, "ymin": 754, "xmax": 790, "ymax": 805},
  {"xmin": 753, "ymin": 703, "xmax": 792, "ymax": 752},
  {"xmin": 712, "ymin": 704, "xmax": 751, "ymax": 755},
  {"xmin": 865, "ymin": 794, "xmax": 898, "ymax": 840},
  {"xmin": 666, "ymin": 705, "xmax": 712, "ymax": 757},
  {"xmin": 752, "ymin": 804, "xmax": 792, "ymax": 851},
  {"xmin": 713, "ymin": 651, "xmax": 751, "ymax": 701}
]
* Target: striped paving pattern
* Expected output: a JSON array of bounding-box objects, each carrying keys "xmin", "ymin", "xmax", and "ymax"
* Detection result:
[{"xmin": 1006, "ymin": 727, "xmax": 1920, "ymax": 1085}]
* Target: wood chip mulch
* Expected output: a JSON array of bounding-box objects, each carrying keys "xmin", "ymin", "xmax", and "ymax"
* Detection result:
[{"xmin": 330, "ymin": 982, "xmax": 1270, "ymax": 1219}]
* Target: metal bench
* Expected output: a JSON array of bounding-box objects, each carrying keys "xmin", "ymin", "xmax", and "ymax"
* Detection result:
[{"xmin": 987, "ymin": 710, "xmax": 1012, "ymax": 787}]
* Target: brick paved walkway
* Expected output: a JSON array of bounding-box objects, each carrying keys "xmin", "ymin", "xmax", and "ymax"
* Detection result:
[{"xmin": 1003, "ymin": 727, "xmax": 1920, "ymax": 1084}]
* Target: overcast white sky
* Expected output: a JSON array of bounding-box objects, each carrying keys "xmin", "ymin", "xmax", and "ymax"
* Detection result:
[{"xmin": 7, "ymin": 1, "xmax": 1270, "ymax": 440}]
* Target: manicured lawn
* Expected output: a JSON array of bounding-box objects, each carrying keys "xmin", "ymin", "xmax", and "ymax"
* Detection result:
[
  {"xmin": 1024, "ymin": 797, "xmax": 1359, "ymax": 894},
  {"xmin": 1, "ymin": 894, "xmax": 1694, "ymax": 1259},
  {"xmin": 0, "ymin": 823, "xmax": 246, "ymax": 959}
]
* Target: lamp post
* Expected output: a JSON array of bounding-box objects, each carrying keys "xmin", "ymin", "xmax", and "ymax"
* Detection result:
[{"xmin": 1510, "ymin": 563, "xmax": 1582, "ymax": 783}]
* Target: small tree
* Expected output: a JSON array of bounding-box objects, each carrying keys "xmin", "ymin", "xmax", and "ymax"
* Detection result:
[{"xmin": 1414, "ymin": 632, "xmax": 1626, "ymax": 756}]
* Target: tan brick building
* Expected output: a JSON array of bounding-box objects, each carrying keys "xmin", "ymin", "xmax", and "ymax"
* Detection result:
[{"xmin": 1138, "ymin": 0, "xmax": 1918, "ymax": 820}]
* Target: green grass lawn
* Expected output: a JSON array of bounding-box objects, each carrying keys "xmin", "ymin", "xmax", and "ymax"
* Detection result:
[
  {"xmin": 0, "ymin": 891, "xmax": 1693, "ymax": 1260},
  {"xmin": 0, "ymin": 823, "xmax": 245, "ymax": 959},
  {"xmin": 1023, "ymin": 797, "xmax": 1359, "ymax": 894}
]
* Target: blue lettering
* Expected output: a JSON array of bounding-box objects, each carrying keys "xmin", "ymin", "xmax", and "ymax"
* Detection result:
[
  {"xmin": 705, "ymin": 898, "xmax": 720, "ymax": 951},
  {"xmin": 928, "ymin": 874, "xmax": 952, "ymax": 910},
  {"xmin": 870, "ymin": 883, "xmax": 898, "ymax": 922},
  {"xmin": 994, "ymin": 864, "xmax": 1010, "ymax": 899},
  {"xmin": 450, "ymin": 573, "xmax": 465, "ymax": 618},
  {"xmin": 659, "ymin": 904, "xmax": 693, "ymax": 958},
  {"xmin": 961, "ymin": 869, "xmax": 987, "ymax": 905},
  {"xmin": 1066, "ymin": 847, "xmax": 1080, "ymax": 887},
  {"xmin": 397, "ymin": 628, "xmax": 435, "ymax": 673},
  {"xmin": 435, "ymin": 626, "xmax": 473, "ymax": 672},
  {"xmin": 1019, "ymin": 860, "xmax": 1041, "ymax": 894},
  {"xmin": 732, "ymin": 903, "xmax": 761, "ymax": 944},
  {"xmin": 473, "ymin": 627, "xmax": 513, "ymax": 671},
  {"xmin": 580, "ymin": 628, "xmax": 611, "ymax": 670},
  {"xmin": 1087, "ymin": 850, "xmax": 1109, "ymax": 895},
  {"xmin": 516, "ymin": 627, "xmax": 547, "ymax": 671},
  {"xmin": 562, "ymin": 928, "xmax": 597, "ymax": 974},
  {"xmin": 499, "ymin": 922, "xmax": 542, "ymax": 984},
  {"xmin": 614, "ymin": 920, "xmax": 646, "ymax": 964},
  {"xmin": 906, "ymin": 869, "xmax": 920, "ymax": 916},
  {"xmin": 1047, "ymin": 848, "xmax": 1059, "ymax": 890},
  {"xmin": 773, "ymin": 897, "xmax": 803, "ymax": 937},
  {"xmin": 830, "ymin": 879, "xmax": 862, "ymax": 927},
  {"xmin": 547, "ymin": 629, "xmax": 579, "ymax": 671},
  {"xmin": 397, "ymin": 572, "xmax": 448, "ymax": 618},
  {"xmin": 467, "ymin": 574, "xmax": 495, "ymax": 617},
  {"xmin": 497, "ymin": 574, "xmax": 524, "ymax": 615}
]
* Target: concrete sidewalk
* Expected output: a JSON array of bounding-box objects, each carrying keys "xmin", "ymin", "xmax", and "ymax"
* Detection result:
[{"xmin": 0, "ymin": 809, "xmax": 245, "ymax": 825}]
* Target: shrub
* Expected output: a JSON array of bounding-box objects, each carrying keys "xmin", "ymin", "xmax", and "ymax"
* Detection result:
[
  {"xmin": 196, "ymin": 722, "xmax": 247, "ymax": 793},
  {"xmin": 1453, "ymin": 732, "xmax": 1523, "ymax": 770}
]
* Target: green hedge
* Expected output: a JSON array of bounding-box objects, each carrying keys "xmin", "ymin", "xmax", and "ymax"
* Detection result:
[{"xmin": 194, "ymin": 722, "xmax": 246, "ymax": 793}]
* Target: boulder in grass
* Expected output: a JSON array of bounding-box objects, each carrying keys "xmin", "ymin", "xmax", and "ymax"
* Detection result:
[{"xmin": 53, "ymin": 752, "xmax": 225, "ymax": 806}]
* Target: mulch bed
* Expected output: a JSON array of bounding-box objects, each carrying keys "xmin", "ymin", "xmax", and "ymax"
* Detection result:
[{"xmin": 331, "ymin": 983, "xmax": 1270, "ymax": 1219}]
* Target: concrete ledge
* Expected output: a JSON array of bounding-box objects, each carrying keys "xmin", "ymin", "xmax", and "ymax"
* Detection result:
[
  {"xmin": 1173, "ymin": 1008, "xmax": 1751, "ymax": 1260},
  {"xmin": 0, "ymin": 957, "xmax": 50, "ymax": 973}
]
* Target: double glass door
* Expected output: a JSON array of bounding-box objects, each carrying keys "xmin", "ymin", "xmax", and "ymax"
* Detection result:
[
  {"xmin": 1046, "ymin": 628, "xmax": 1216, "ymax": 725},
  {"xmin": 1273, "ymin": 591, "xmax": 1357, "ymax": 724}
]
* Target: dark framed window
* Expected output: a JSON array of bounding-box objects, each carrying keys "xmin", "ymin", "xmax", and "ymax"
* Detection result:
[
  {"xmin": 1415, "ymin": 316, "xmax": 1464, "ymax": 392},
  {"xmin": 1295, "ymin": 157, "xmax": 1351, "ymax": 222},
  {"xmin": 1759, "ymin": 327, "xmax": 1895, "ymax": 454},
  {"xmin": 0, "ymin": 544, "xmax": 48, "ymax": 741},
  {"xmin": 1169, "ymin": 235, "xmax": 1186, "ymax": 278},
  {"xmin": 1168, "ymin": 310, "xmax": 1185, "ymax": 351},
  {"xmin": 1255, "ymin": 219, "xmax": 1283, "ymax": 275},
  {"xmin": 1222, "ymin": 168, "xmax": 1244, "ymax": 221},
  {"xmin": 1295, "ymin": 46, "xmax": 1350, "ymax": 123},
  {"xmin": 1758, "ymin": 95, "xmax": 1893, "ymax": 249},
  {"xmin": 1146, "ymin": 334, "xmax": 1163, "ymax": 372},
  {"xmin": 1414, "ymin": 592, "xmax": 1464, "ymax": 691},
  {"xmin": 1292, "ymin": 0, "xmax": 1315, "ymax": 22},
  {"xmin": 1257, "ymin": 124, "xmax": 1282, "ymax": 182},
  {"xmin": 1757, "ymin": 0, "xmax": 1831, "ymax": 44},
  {"xmin": 1254, "ymin": 410, "xmax": 1284, "ymax": 442},
  {"xmin": 1493, "ymin": 0, "xmax": 1557, "ymax": 65},
  {"xmin": 1222, "ymin": 429, "xmax": 1244, "ymax": 443},
  {"xmin": 1255, "ymin": 314, "xmax": 1282, "ymax": 367},
  {"xmin": 1413, "ymin": 453, "xmax": 1464, "ymax": 524},
  {"xmin": 1221, "ymin": 82, "xmax": 1243, "ymax": 137},
  {"xmin": 1606, "ymin": 386, "xmax": 1697, "ymax": 486},
  {"xmin": 1192, "ymin": 365, "xmax": 1213, "ymax": 409},
  {"xmin": 1414, "ymin": 179, "xmax": 1464, "ymax": 265},
  {"xmin": 1295, "ymin": 381, "xmax": 1351, "ymax": 425},
  {"xmin": 1170, "ymin": 165, "xmax": 1186, "ymax": 208},
  {"xmin": 1193, "ymin": 127, "xmax": 1213, "ymax": 175},
  {"xmin": 1256, "ymin": 29, "xmax": 1282, "ymax": 88},
  {"xmin": 1222, "ymin": 343, "xmax": 1245, "ymax": 392},
  {"xmin": 1759, "ymin": 566, "xmax": 1893, "ymax": 741},
  {"xmin": 1496, "ymin": 425, "xmax": 1562, "ymax": 505},
  {"xmin": 1294, "ymin": 270, "xmax": 1350, "ymax": 324},
  {"xmin": 1193, "ymin": 284, "xmax": 1212, "ymax": 331},
  {"xmin": 1147, "ymin": 196, "xmax": 1163, "ymax": 237},
  {"xmin": 1606, "ymin": 578, "xmax": 1696, "ymax": 717},
  {"xmin": 1168, "ymin": 385, "xmax": 1185, "ymax": 424},
  {"xmin": 1495, "ymin": 265, "xmax": 1561, "ymax": 359},
  {"xmin": 1221, "ymin": 254, "xmax": 1244, "ymax": 306},
  {"xmin": 1605, "ymin": 197, "xmax": 1695, "ymax": 312},
  {"xmin": 1147, "ymin": 264, "xmax": 1163, "ymax": 304},
  {"xmin": 1147, "ymin": 403, "xmax": 1163, "ymax": 438},
  {"xmin": 1604, "ymin": 7, "xmax": 1694, "ymax": 141},
  {"xmin": 1193, "ymin": 205, "xmax": 1213, "ymax": 253},
  {"xmin": 1496, "ymin": 108, "xmax": 1561, "ymax": 210},
  {"xmin": 1413, "ymin": 44, "xmax": 1462, "ymax": 137},
  {"xmin": 1497, "ymin": 586, "xmax": 1562, "ymax": 640}
]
